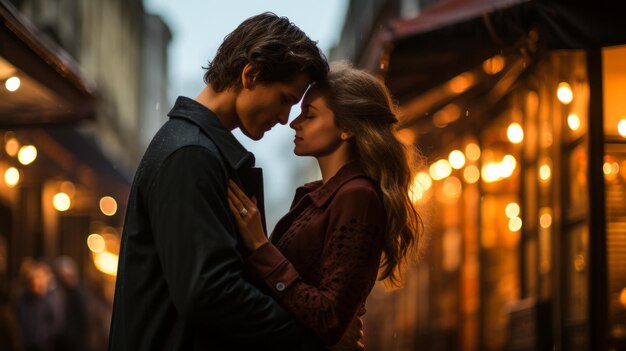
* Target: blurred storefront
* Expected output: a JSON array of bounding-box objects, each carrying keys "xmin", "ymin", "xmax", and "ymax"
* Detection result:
[
  {"xmin": 1, "ymin": 0, "xmax": 170, "ymax": 347},
  {"xmin": 332, "ymin": 1, "xmax": 626, "ymax": 350},
  {"xmin": 0, "ymin": 0, "xmax": 129, "ymax": 306}
]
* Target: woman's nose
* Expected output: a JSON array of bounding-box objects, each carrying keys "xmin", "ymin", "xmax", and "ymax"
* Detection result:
[{"xmin": 290, "ymin": 115, "xmax": 303, "ymax": 129}]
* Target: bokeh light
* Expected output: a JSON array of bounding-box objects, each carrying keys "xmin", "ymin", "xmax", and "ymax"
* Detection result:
[
  {"xmin": 53, "ymin": 192, "xmax": 71, "ymax": 212},
  {"xmin": 557, "ymin": 82, "xmax": 573, "ymax": 104}
]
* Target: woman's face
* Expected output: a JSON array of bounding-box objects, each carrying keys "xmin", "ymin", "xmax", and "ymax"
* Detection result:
[{"xmin": 289, "ymin": 88, "xmax": 344, "ymax": 157}]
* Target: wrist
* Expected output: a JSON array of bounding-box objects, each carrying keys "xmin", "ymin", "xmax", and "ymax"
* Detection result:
[{"xmin": 251, "ymin": 237, "xmax": 268, "ymax": 251}]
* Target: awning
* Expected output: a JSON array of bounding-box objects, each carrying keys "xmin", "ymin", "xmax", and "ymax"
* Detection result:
[
  {"xmin": 45, "ymin": 126, "xmax": 133, "ymax": 187},
  {"xmin": 0, "ymin": 0, "xmax": 96, "ymax": 127},
  {"xmin": 386, "ymin": 0, "xmax": 626, "ymax": 103}
]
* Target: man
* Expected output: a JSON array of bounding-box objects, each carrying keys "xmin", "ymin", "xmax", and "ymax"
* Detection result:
[{"xmin": 109, "ymin": 12, "xmax": 328, "ymax": 350}]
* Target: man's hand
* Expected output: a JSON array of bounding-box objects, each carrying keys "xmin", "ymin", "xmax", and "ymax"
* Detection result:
[{"xmin": 329, "ymin": 316, "xmax": 364, "ymax": 351}]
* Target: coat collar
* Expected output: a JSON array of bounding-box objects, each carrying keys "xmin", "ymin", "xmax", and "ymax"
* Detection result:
[
  {"xmin": 167, "ymin": 96, "xmax": 254, "ymax": 170},
  {"xmin": 302, "ymin": 161, "xmax": 372, "ymax": 208}
]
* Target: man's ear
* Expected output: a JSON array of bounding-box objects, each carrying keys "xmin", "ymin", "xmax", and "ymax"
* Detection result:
[{"xmin": 241, "ymin": 63, "xmax": 259, "ymax": 89}]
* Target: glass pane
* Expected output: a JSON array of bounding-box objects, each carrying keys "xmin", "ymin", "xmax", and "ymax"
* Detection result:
[
  {"xmin": 567, "ymin": 143, "xmax": 589, "ymax": 218},
  {"xmin": 564, "ymin": 224, "xmax": 589, "ymax": 350},
  {"xmin": 602, "ymin": 45, "xmax": 626, "ymax": 139},
  {"xmin": 603, "ymin": 45, "xmax": 626, "ymax": 346},
  {"xmin": 605, "ymin": 145, "xmax": 626, "ymax": 340}
]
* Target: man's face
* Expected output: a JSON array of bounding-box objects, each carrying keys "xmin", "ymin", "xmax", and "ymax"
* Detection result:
[{"xmin": 235, "ymin": 73, "xmax": 311, "ymax": 140}]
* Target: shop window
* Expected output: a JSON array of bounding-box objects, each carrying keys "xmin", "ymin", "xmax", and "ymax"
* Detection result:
[
  {"xmin": 479, "ymin": 114, "xmax": 521, "ymax": 350},
  {"xmin": 602, "ymin": 45, "xmax": 626, "ymax": 344},
  {"xmin": 564, "ymin": 224, "xmax": 589, "ymax": 350}
]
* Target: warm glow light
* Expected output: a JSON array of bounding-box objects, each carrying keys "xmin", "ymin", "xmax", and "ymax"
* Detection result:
[
  {"xmin": 5, "ymin": 76, "xmax": 20, "ymax": 92},
  {"xmin": 602, "ymin": 161, "xmax": 619, "ymax": 176},
  {"xmin": 612, "ymin": 162, "xmax": 620, "ymax": 175},
  {"xmin": 568, "ymin": 113, "xmax": 581, "ymax": 131},
  {"xmin": 618, "ymin": 119, "xmax": 626, "ymax": 137},
  {"xmin": 482, "ymin": 55, "xmax": 505, "ymax": 75},
  {"xmin": 540, "ymin": 213, "xmax": 553, "ymax": 229},
  {"xmin": 463, "ymin": 165, "xmax": 480, "ymax": 184},
  {"xmin": 100, "ymin": 196, "xmax": 118, "ymax": 216},
  {"xmin": 93, "ymin": 252, "xmax": 118, "ymax": 276},
  {"xmin": 448, "ymin": 73, "xmax": 474, "ymax": 93},
  {"xmin": 507, "ymin": 123, "xmax": 524, "ymax": 144},
  {"xmin": 505, "ymin": 202, "xmax": 520, "ymax": 219},
  {"xmin": 53, "ymin": 192, "xmax": 71, "ymax": 212},
  {"xmin": 395, "ymin": 128, "xmax": 416, "ymax": 145},
  {"xmin": 4, "ymin": 167, "xmax": 20, "ymax": 187},
  {"xmin": 508, "ymin": 217, "xmax": 522, "ymax": 232},
  {"xmin": 557, "ymin": 82, "xmax": 573, "ymax": 104},
  {"xmin": 465, "ymin": 143, "xmax": 481, "ymax": 161},
  {"xmin": 5, "ymin": 138, "xmax": 19, "ymax": 157},
  {"xmin": 449, "ymin": 150, "xmax": 466, "ymax": 169},
  {"xmin": 433, "ymin": 104, "xmax": 461, "ymax": 128},
  {"xmin": 539, "ymin": 164, "xmax": 552, "ymax": 181},
  {"xmin": 415, "ymin": 171, "xmax": 432, "ymax": 190},
  {"xmin": 482, "ymin": 155, "xmax": 517, "ymax": 183},
  {"xmin": 87, "ymin": 234, "xmax": 106, "ymax": 253},
  {"xmin": 499, "ymin": 155, "xmax": 517, "ymax": 178},
  {"xmin": 17, "ymin": 145, "xmax": 37, "ymax": 165},
  {"xmin": 481, "ymin": 162, "xmax": 501, "ymax": 183},
  {"xmin": 429, "ymin": 159, "xmax": 452, "ymax": 181},
  {"xmin": 409, "ymin": 185, "xmax": 424, "ymax": 203},
  {"xmin": 574, "ymin": 254, "xmax": 585, "ymax": 272},
  {"xmin": 620, "ymin": 288, "xmax": 626, "ymax": 308},
  {"xmin": 442, "ymin": 177, "xmax": 462, "ymax": 200}
]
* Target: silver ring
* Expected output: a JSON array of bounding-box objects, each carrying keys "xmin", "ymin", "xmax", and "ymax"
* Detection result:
[{"xmin": 239, "ymin": 207, "xmax": 248, "ymax": 217}]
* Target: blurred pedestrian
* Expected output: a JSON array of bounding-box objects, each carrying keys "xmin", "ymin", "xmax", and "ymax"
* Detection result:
[
  {"xmin": 14, "ymin": 260, "xmax": 57, "ymax": 351},
  {"xmin": 51, "ymin": 256, "xmax": 87, "ymax": 351}
]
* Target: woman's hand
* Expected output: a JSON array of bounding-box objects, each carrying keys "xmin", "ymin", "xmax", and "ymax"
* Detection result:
[{"xmin": 226, "ymin": 180, "xmax": 268, "ymax": 251}]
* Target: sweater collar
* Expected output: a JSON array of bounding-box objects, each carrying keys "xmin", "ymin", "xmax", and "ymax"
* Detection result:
[{"xmin": 302, "ymin": 161, "xmax": 371, "ymax": 208}]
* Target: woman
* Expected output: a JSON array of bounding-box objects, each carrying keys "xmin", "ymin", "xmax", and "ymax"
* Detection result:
[{"xmin": 227, "ymin": 63, "xmax": 423, "ymax": 349}]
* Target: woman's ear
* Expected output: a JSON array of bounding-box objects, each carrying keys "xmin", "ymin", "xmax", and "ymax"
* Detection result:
[
  {"xmin": 340, "ymin": 130, "xmax": 354, "ymax": 141},
  {"xmin": 241, "ymin": 63, "xmax": 259, "ymax": 89}
]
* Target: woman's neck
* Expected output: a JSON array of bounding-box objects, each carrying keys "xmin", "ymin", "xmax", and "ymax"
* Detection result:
[{"xmin": 317, "ymin": 148, "xmax": 354, "ymax": 184}]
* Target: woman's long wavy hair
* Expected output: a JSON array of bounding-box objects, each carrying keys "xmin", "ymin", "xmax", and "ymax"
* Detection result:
[{"xmin": 315, "ymin": 62, "xmax": 423, "ymax": 287}]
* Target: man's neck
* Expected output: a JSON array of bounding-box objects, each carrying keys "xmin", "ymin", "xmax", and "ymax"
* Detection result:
[{"xmin": 195, "ymin": 84, "xmax": 239, "ymax": 131}]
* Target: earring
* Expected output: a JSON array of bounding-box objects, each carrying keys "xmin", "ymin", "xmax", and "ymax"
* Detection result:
[{"xmin": 340, "ymin": 133, "xmax": 348, "ymax": 140}]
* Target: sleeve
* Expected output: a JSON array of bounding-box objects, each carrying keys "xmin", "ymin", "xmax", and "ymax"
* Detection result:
[
  {"xmin": 244, "ymin": 183, "xmax": 385, "ymax": 345},
  {"xmin": 147, "ymin": 146, "xmax": 315, "ymax": 349}
]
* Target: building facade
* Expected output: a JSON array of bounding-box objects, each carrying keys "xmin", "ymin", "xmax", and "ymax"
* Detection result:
[
  {"xmin": 332, "ymin": 1, "xmax": 626, "ymax": 350},
  {"xmin": 1, "ymin": 0, "xmax": 170, "ymax": 332}
]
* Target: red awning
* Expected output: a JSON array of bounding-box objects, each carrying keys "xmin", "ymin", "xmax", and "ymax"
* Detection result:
[
  {"xmin": 0, "ymin": 0, "xmax": 96, "ymax": 127},
  {"xmin": 392, "ymin": 0, "xmax": 528, "ymax": 41},
  {"xmin": 386, "ymin": 0, "xmax": 626, "ymax": 102}
]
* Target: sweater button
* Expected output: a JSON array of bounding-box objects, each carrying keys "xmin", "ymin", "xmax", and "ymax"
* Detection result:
[{"xmin": 275, "ymin": 282, "xmax": 286, "ymax": 292}]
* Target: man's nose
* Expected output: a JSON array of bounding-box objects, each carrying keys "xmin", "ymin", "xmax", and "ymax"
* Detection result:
[{"xmin": 278, "ymin": 108, "xmax": 291, "ymax": 125}]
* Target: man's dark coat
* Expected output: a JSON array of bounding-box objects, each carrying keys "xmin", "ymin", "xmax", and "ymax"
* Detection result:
[{"xmin": 108, "ymin": 97, "xmax": 321, "ymax": 350}]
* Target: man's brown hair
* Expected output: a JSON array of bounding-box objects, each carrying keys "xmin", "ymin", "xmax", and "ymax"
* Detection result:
[{"xmin": 204, "ymin": 12, "xmax": 328, "ymax": 91}]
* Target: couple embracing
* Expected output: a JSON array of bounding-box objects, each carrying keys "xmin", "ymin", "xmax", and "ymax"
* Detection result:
[{"xmin": 108, "ymin": 12, "xmax": 423, "ymax": 351}]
